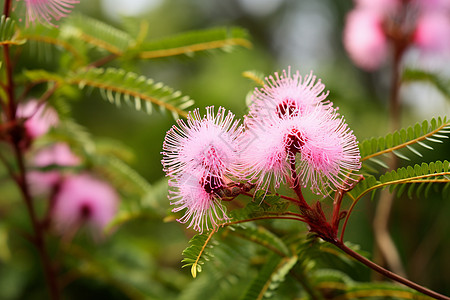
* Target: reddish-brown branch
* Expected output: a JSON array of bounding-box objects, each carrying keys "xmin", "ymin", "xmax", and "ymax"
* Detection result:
[
  {"xmin": 12, "ymin": 141, "xmax": 61, "ymax": 300},
  {"xmin": 331, "ymin": 240, "xmax": 450, "ymax": 300}
]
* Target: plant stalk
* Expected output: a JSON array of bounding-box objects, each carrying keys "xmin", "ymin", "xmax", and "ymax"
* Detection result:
[
  {"xmin": 2, "ymin": 1, "xmax": 60, "ymax": 296},
  {"xmin": 331, "ymin": 240, "xmax": 450, "ymax": 300}
]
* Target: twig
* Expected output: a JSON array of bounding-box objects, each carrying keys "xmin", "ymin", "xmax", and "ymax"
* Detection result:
[{"xmin": 331, "ymin": 240, "xmax": 450, "ymax": 300}]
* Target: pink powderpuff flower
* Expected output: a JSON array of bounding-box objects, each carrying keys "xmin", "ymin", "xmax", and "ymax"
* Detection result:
[
  {"xmin": 52, "ymin": 174, "xmax": 119, "ymax": 237},
  {"xmin": 343, "ymin": 9, "xmax": 388, "ymax": 70},
  {"xmin": 413, "ymin": 12, "xmax": 450, "ymax": 54},
  {"xmin": 241, "ymin": 69, "xmax": 361, "ymax": 194},
  {"xmin": 168, "ymin": 172, "xmax": 229, "ymax": 233},
  {"xmin": 161, "ymin": 106, "xmax": 243, "ymax": 232},
  {"xmin": 248, "ymin": 68, "xmax": 330, "ymax": 122},
  {"xmin": 297, "ymin": 110, "xmax": 361, "ymax": 193},
  {"xmin": 23, "ymin": 0, "xmax": 80, "ymax": 27},
  {"xmin": 16, "ymin": 100, "xmax": 59, "ymax": 139},
  {"xmin": 27, "ymin": 143, "xmax": 80, "ymax": 194}
]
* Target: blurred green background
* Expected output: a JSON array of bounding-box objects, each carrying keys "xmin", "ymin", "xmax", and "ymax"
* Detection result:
[{"xmin": 1, "ymin": 0, "xmax": 449, "ymax": 298}]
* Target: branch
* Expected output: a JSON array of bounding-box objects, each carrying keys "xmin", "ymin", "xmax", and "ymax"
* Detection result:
[{"xmin": 331, "ymin": 240, "xmax": 450, "ymax": 300}]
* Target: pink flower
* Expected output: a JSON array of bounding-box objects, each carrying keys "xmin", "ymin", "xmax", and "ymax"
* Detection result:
[
  {"xmin": 354, "ymin": 0, "xmax": 400, "ymax": 13},
  {"xmin": 52, "ymin": 174, "xmax": 118, "ymax": 236},
  {"xmin": 297, "ymin": 111, "xmax": 361, "ymax": 193},
  {"xmin": 23, "ymin": 0, "xmax": 79, "ymax": 27},
  {"xmin": 27, "ymin": 143, "xmax": 80, "ymax": 194},
  {"xmin": 16, "ymin": 100, "xmax": 59, "ymax": 139},
  {"xmin": 413, "ymin": 12, "xmax": 450, "ymax": 53},
  {"xmin": 248, "ymin": 68, "xmax": 330, "ymax": 121},
  {"xmin": 241, "ymin": 71, "xmax": 361, "ymax": 194},
  {"xmin": 168, "ymin": 172, "xmax": 229, "ymax": 233},
  {"xmin": 161, "ymin": 106, "xmax": 243, "ymax": 232},
  {"xmin": 343, "ymin": 0, "xmax": 450, "ymax": 70},
  {"xmin": 343, "ymin": 9, "xmax": 388, "ymax": 70}
]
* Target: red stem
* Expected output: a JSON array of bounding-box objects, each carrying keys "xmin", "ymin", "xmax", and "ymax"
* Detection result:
[
  {"xmin": 2, "ymin": 1, "xmax": 60, "ymax": 297},
  {"xmin": 289, "ymin": 160, "xmax": 310, "ymax": 210},
  {"xmin": 331, "ymin": 240, "xmax": 450, "ymax": 300},
  {"xmin": 12, "ymin": 143, "xmax": 61, "ymax": 300}
]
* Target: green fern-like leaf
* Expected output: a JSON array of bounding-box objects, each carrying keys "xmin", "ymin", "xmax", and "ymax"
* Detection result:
[
  {"xmin": 182, "ymin": 231, "xmax": 218, "ymax": 278},
  {"xmin": 241, "ymin": 253, "xmax": 298, "ymax": 300},
  {"xmin": 20, "ymin": 23, "xmax": 85, "ymax": 64},
  {"xmin": 63, "ymin": 14, "xmax": 133, "ymax": 55},
  {"xmin": 228, "ymin": 192, "xmax": 290, "ymax": 224},
  {"xmin": 136, "ymin": 27, "xmax": 251, "ymax": 59},
  {"xmin": 69, "ymin": 67, "xmax": 193, "ymax": 118},
  {"xmin": 359, "ymin": 117, "xmax": 449, "ymax": 167},
  {"xmin": 0, "ymin": 15, "xmax": 23, "ymax": 46},
  {"xmin": 403, "ymin": 68, "xmax": 450, "ymax": 99},
  {"xmin": 230, "ymin": 224, "xmax": 290, "ymax": 257},
  {"xmin": 349, "ymin": 160, "xmax": 450, "ymax": 201}
]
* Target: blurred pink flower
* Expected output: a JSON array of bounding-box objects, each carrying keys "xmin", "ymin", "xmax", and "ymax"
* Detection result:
[
  {"xmin": 161, "ymin": 106, "xmax": 243, "ymax": 232},
  {"xmin": 24, "ymin": 0, "xmax": 79, "ymax": 27},
  {"xmin": 16, "ymin": 100, "xmax": 59, "ymax": 139},
  {"xmin": 52, "ymin": 174, "xmax": 118, "ymax": 236},
  {"xmin": 354, "ymin": 0, "xmax": 400, "ymax": 13},
  {"xmin": 343, "ymin": 9, "xmax": 388, "ymax": 70},
  {"xmin": 28, "ymin": 143, "xmax": 80, "ymax": 194},
  {"xmin": 248, "ymin": 68, "xmax": 329, "ymax": 121},
  {"xmin": 414, "ymin": 12, "xmax": 450, "ymax": 53},
  {"xmin": 344, "ymin": 0, "xmax": 450, "ymax": 70}
]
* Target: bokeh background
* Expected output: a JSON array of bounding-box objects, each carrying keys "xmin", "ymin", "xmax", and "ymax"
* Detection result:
[{"xmin": 1, "ymin": 0, "xmax": 449, "ymax": 298}]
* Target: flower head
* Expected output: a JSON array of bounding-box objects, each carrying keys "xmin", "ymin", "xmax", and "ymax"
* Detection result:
[
  {"xmin": 27, "ymin": 143, "xmax": 80, "ymax": 194},
  {"xmin": 22, "ymin": 0, "xmax": 79, "ymax": 27},
  {"xmin": 52, "ymin": 174, "xmax": 118, "ymax": 236},
  {"xmin": 161, "ymin": 106, "xmax": 243, "ymax": 232},
  {"xmin": 241, "ymin": 70, "xmax": 361, "ymax": 194},
  {"xmin": 16, "ymin": 100, "xmax": 59, "ymax": 139},
  {"xmin": 248, "ymin": 68, "xmax": 330, "ymax": 121}
]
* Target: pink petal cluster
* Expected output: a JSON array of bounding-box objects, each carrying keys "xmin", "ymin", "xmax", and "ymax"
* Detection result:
[
  {"xmin": 23, "ymin": 0, "xmax": 80, "ymax": 27},
  {"xmin": 52, "ymin": 173, "xmax": 119, "ymax": 236},
  {"xmin": 248, "ymin": 68, "xmax": 330, "ymax": 121},
  {"xmin": 343, "ymin": 0, "xmax": 450, "ymax": 70},
  {"xmin": 27, "ymin": 143, "xmax": 80, "ymax": 194},
  {"xmin": 162, "ymin": 107, "xmax": 243, "ymax": 232},
  {"xmin": 162, "ymin": 70, "xmax": 361, "ymax": 232},
  {"xmin": 16, "ymin": 100, "xmax": 59, "ymax": 139},
  {"xmin": 241, "ymin": 70, "xmax": 361, "ymax": 194}
]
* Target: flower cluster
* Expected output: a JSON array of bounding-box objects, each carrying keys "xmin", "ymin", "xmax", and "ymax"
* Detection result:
[
  {"xmin": 343, "ymin": 0, "xmax": 450, "ymax": 70},
  {"xmin": 17, "ymin": 100, "xmax": 119, "ymax": 238},
  {"xmin": 162, "ymin": 68, "xmax": 361, "ymax": 232}
]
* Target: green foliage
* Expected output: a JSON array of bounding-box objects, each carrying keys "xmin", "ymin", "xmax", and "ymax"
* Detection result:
[
  {"xmin": 349, "ymin": 160, "xmax": 450, "ymax": 201},
  {"xmin": 229, "ymin": 192, "xmax": 290, "ymax": 222},
  {"xmin": 403, "ymin": 68, "xmax": 450, "ymax": 99},
  {"xmin": 241, "ymin": 253, "xmax": 297, "ymax": 300},
  {"xmin": 63, "ymin": 14, "xmax": 133, "ymax": 55},
  {"xmin": 359, "ymin": 117, "xmax": 449, "ymax": 166},
  {"xmin": 181, "ymin": 232, "xmax": 218, "ymax": 278},
  {"xmin": 136, "ymin": 27, "xmax": 251, "ymax": 59},
  {"xmin": 0, "ymin": 15, "xmax": 23, "ymax": 46},
  {"xmin": 231, "ymin": 224, "xmax": 290, "ymax": 257},
  {"xmin": 70, "ymin": 67, "xmax": 194, "ymax": 118}
]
